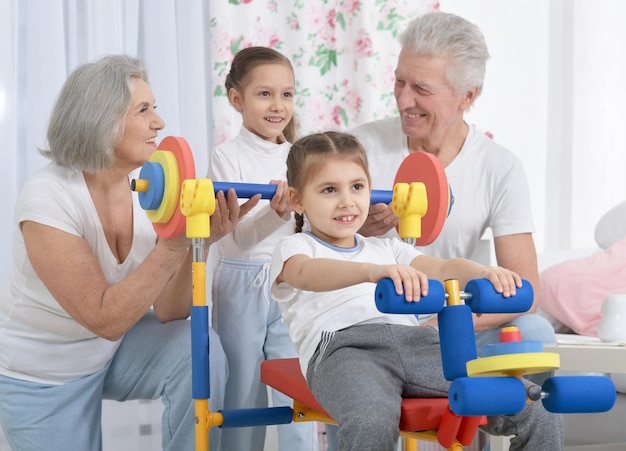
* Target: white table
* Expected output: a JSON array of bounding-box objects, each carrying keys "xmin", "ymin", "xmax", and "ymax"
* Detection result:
[{"xmin": 544, "ymin": 335, "xmax": 626, "ymax": 374}]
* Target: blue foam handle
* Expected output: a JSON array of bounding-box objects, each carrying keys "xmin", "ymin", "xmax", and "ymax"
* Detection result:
[
  {"xmin": 374, "ymin": 278, "xmax": 445, "ymax": 314},
  {"xmin": 438, "ymin": 305, "xmax": 478, "ymax": 380},
  {"xmin": 449, "ymin": 377, "xmax": 527, "ymax": 416},
  {"xmin": 219, "ymin": 407, "xmax": 293, "ymax": 428},
  {"xmin": 464, "ymin": 278, "xmax": 533, "ymax": 313},
  {"xmin": 542, "ymin": 376, "xmax": 617, "ymax": 413},
  {"xmin": 191, "ymin": 306, "xmax": 210, "ymax": 399}
]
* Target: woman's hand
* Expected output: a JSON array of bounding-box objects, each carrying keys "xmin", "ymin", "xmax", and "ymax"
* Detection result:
[
  {"xmin": 208, "ymin": 189, "xmax": 261, "ymax": 244},
  {"xmin": 359, "ymin": 203, "xmax": 398, "ymax": 237}
]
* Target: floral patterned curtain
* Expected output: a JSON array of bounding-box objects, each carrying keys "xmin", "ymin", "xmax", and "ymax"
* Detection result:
[{"xmin": 209, "ymin": 0, "xmax": 438, "ymax": 145}]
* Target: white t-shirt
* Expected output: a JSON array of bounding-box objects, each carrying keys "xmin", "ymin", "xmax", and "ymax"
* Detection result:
[
  {"xmin": 270, "ymin": 232, "xmax": 422, "ymax": 375},
  {"xmin": 351, "ymin": 117, "xmax": 535, "ymax": 259},
  {"xmin": 0, "ymin": 163, "xmax": 156, "ymax": 384},
  {"xmin": 208, "ymin": 126, "xmax": 294, "ymax": 260}
]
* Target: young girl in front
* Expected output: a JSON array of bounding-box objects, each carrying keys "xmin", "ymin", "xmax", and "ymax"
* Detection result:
[
  {"xmin": 207, "ymin": 47, "xmax": 316, "ymax": 451},
  {"xmin": 269, "ymin": 131, "xmax": 563, "ymax": 451}
]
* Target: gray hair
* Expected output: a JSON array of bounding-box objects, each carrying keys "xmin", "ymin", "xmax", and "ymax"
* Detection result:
[
  {"xmin": 40, "ymin": 54, "xmax": 149, "ymax": 172},
  {"xmin": 400, "ymin": 12, "xmax": 489, "ymax": 96}
]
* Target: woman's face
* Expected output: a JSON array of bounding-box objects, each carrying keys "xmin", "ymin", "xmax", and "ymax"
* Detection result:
[
  {"xmin": 115, "ymin": 78, "xmax": 165, "ymax": 169},
  {"xmin": 393, "ymin": 49, "xmax": 470, "ymax": 140}
]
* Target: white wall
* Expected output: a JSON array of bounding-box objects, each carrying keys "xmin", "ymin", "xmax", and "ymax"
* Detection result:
[
  {"xmin": 442, "ymin": 0, "xmax": 551, "ymax": 251},
  {"xmin": 569, "ymin": 1, "xmax": 626, "ymax": 246},
  {"xmin": 443, "ymin": 0, "xmax": 626, "ymax": 252}
]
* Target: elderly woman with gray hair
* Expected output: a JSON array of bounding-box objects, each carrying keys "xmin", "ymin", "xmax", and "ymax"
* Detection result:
[{"xmin": 0, "ymin": 54, "xmax": 258, "ymax": 450}]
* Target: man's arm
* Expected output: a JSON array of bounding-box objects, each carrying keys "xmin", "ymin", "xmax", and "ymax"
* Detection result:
[{"xmin": 471, "ymin": 233, "xmax": 540, "ymax": 332}]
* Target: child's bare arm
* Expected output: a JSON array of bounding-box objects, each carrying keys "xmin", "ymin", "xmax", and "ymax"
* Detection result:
[{"xmin": 278, "ymin": 254, "xmax": 429, "ymax": 301}]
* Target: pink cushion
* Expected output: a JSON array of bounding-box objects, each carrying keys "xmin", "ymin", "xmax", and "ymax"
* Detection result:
[{"xmin": 540, "ymin": 236, "xmax": 626, "ymax": 336}]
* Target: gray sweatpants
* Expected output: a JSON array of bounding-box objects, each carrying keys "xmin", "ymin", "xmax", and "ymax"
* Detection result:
[{"xmin": 306, "ymin": 324, "xmax": 563, "ymax": 451}]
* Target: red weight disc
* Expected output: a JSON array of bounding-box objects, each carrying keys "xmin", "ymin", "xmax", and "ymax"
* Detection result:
[
  {"xmin": 152, "ymin": 136, "xmax": 196, "ymax": 238},
  {"xmin": 394, "ymin": 151, "xmax": 450, "ymax": 246}
]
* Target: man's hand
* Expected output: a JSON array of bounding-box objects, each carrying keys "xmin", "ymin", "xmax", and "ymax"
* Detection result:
[{"xmin": 359, "ymin": 203, "xmax": 398, "ymax": 237}]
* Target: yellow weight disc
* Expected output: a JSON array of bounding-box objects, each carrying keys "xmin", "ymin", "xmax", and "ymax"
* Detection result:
[
  {"xmin": 466, "ymin": 352, "xmax": 560, "ymax": 377},
  {"xmin": 146, "ymin": 150, "xmax": 180, "ymax": 224}
]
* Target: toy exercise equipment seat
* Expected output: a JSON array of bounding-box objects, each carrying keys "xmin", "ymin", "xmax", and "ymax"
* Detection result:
[{"xmin": 260, "ymin": 358, "xmax": 485, "ymax": 450}]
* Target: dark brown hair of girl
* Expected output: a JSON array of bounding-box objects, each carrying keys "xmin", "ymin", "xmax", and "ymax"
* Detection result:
[
  {"xmin": 286, "ymin": 131, "xmax": 371, "ymax": 233},
  {"xmin": 225, "ymin": 46, "xmax": 298, "ymax": 143}
]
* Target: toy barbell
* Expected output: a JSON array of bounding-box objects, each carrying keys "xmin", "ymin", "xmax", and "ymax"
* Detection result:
[{"xmin": 131, "ymin": 136, "xmax": 453, "ymax": 243}]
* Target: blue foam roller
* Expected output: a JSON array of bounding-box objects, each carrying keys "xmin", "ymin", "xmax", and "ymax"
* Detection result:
[
  {"xmin": 191, "ymin": 306, "xmax": 209, "ymax": 399},
  {"xmin": 542, "ymin": 376, "xmax": 617, "ymax": 413},
  {"xmin": 449, "ymin": 377, "xmax": 527, "ymax": 416},
  {"xmin": 137, "ymin": 161, "xmax": 164, "ymax": 210},
  {"xmin": 438, "ymin": 305, "xmax": 477, "ymax": 380},
  {"xmin": 464, "ymin": 278, "xmax": 533, "ymax": 314},
  {"xmin": 375, "ymin": 278, "xmax": 445, "ymax": 314},
  {"xmin": 220, "ymin": 406, "xmax": 293, "ymax": 428}
]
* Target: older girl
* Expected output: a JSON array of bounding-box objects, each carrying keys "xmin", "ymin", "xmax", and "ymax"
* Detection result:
[{"xmin": 208, "ymin": 47, "xmax": 316, "ymax": 451}]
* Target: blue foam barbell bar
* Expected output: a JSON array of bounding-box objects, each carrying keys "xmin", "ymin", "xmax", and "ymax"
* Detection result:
[
  {"xmin": 449, "ymin": 377, "xmax": 527, "ymax": 416},
  {"xmin": 375, "ymin": 278, "xmax": 445, "ymax": 314},
  {"xmin": 464, "ymin": 278, "xmax": 533, "ymax": 314},
  {"xmin": 541, "ymin": 376, "xmax": 616, "ymax": 413},
  {"xmin": 213, "ymin": 181, "xmax": 393, "ymax": 204}
]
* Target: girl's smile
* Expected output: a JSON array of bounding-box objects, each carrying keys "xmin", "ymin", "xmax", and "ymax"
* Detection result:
[{"xmin": 291, "ymin": 157, "xmax": 371, "ymax": 248}]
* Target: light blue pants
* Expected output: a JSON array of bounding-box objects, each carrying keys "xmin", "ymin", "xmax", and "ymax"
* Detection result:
[
  {"xmin": 212, "ymin": 257, "xmax": 317, "ymax": 451},
  {"xmin": 0, "ymin": 311, "xmax": 227, "ymax": 451},
  {"xmin": 324, "ymin": 313, "xmax": 557, "ymax": 450}
]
